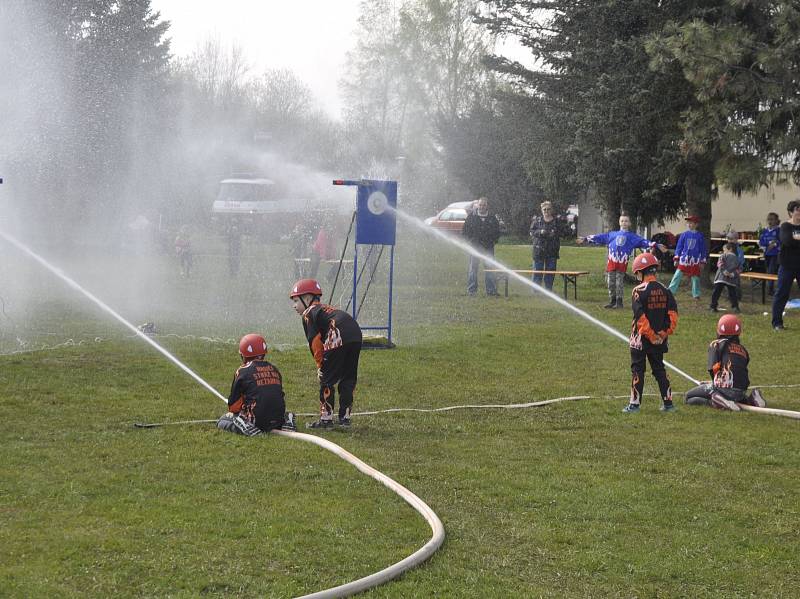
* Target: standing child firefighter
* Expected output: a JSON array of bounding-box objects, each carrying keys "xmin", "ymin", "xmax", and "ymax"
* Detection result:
[
  {"xmin": 290, "ymin": 279, "xmax": 363, "ymax": 429},
  {"xmin": 217, "ymin": 334, "xmax": 296, "ymax": 436},
  {"xmin": 684, "ymin": 315, "xmax": 767, "ymax": 411},
  {"xmin": 624, "ymin": 253, "xmax": 679, "ymax": 413}
]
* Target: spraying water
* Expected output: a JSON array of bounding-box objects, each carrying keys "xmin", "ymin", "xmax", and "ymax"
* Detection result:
[
  {"xmin": 392, "ymin": 208, "xmax": 701, "ymax": 387},
  {"xmin": 0, "ymin": 229, "xmax": 228, "ymax": 403}
]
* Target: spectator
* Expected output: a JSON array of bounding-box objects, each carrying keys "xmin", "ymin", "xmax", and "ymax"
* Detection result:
[
  {"xmin": 578, "ymin": 213, "xmax": 666, "ymax": 309},
  {"xmin": 463, "ymin": 197, "xmax": 501, "ymax": 297},
  {"xmin": 226, "ymin": 220, "xmax": 241, "ymax": 277},
  {"xmin": 758, "ymin": 212, "xmax": 781, "ymax": 295},
  {"xmin": 726, "ymin": 230, "xmax": 746, "ymax": 270},
  {"xmin": 529, "ymin": 200, "xmax": 569, "ymax": 291},
  {"xmin": 174, "ymin": 225, "xmax": 193, "ymax": 278},
  {"xmin": 309, "ymin": 215, "xmax": 335, "ymax": 279},
  {"xmin": 771, "ymin": 200, "xmax": 800, "ymax": 331},
  {"xmin": 668, "ymin": 215, "xmax": 707, "ymax": 300},
  {"xmin": 710, "ymin": 243, "xmax": 741, "ymax": 313}
]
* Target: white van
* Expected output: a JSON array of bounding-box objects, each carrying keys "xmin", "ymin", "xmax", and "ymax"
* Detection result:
[{"xmin": 211, "ymin": 178, "xmax": 283, "ymax": 214}]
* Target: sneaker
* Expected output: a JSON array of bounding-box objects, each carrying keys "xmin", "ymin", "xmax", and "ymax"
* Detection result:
[
  {"xmin": 281, "ymin": 412, "xmax": 297, "ymax": 431},
  {"xmin": 709, "ymin": 392, "xmax": 741, "ymax": 412},
  {"xmin": 622, "ymin": 403, "xmax": 640, "ymax": 413},
  {"xmin": 660, "ymin": 402, "xmax": 676, "ymax": 412},
  {"xmin": 604, "ymin": 301, "xmax": 617, "ymax": 309},
  {"xmin": 709, "ymin": 306, "xmax": 718, "ymax": 312},
  {"xmin": 306, "ymin": 418, "xmax": 334, "ymax": 429},
  {"xmin": 773, "ymin": 324, "xmax": 785, "ymax": 331},
  {"xmin": 338, "ymin": 417, "xmax": 351, "ymax": 427},
  {"xmin": 749, "ymin": 389, "xmax": 767, "ymax": 408},
  {"xmin": 732, "ymin": 306, "xmax": 741, "ymax": 313}
]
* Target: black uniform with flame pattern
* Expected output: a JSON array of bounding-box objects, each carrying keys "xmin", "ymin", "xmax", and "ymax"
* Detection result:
[
  {"xmin": 228, "ymin": 359, "xmax": 286, "ymax": 431},
  {"xmin": 708, "ymin": 337, "xmax": 749, "ymax": 391},
  {"xmin": 302, "ymin": 303, "xmax": 363, "ymax": 420},
  {"xmin": 629, "ymin": 275, "xmax": 679, "ymax": 406}
]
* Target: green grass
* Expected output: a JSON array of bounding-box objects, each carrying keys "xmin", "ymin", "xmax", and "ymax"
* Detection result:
[{"xmin": 1, "ymin": 231, "xmax": 799, "ymax": 597}]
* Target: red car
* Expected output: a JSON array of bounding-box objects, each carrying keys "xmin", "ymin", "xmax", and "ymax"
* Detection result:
[{"xmin": 423, "ymin": 201, "xmax": 475, "ymax": 234}]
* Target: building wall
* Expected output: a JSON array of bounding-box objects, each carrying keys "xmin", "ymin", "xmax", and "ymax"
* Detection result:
[
  {"xmin": 578, "ymin": 178, "xmax": 799, "ymax": 237},
  {"xmin": 655, "ymin": 178, "xmax": 799, "ymax": 236}
]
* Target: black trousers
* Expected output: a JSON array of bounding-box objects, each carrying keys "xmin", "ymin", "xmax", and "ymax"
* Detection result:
[
  {"xmin": 630, "ymin": 347, "xmax": 671, "ymax": 404},
  {"xmin": 685, "ymin": 383, "xmax": 746, "ymax": 406},
  {"xmin": 320, "ymin": 342, "xmax": 361, "ymax": 419},
  {"xmin": 710, "ymin": 283, "xmax": 739, "ymax": 309}
]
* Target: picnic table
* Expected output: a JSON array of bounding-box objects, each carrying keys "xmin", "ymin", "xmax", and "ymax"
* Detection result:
[
  {"xmin": 740, "ymin": 271, "xmax": 778, "ymax": 304},
  {"xmin": 485, "ymin": 269, "xmax": 590, "ymax": 300}
]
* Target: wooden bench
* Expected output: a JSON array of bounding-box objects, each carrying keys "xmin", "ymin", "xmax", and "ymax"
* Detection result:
[
  {"xmin": 709, "ymin": 252, "xmax": 763, "ymax": 263},
  {"xmin": 485, "ymin": 270, "xmax": 590, "ymax": 300},
  {"xmin": 294, "ymin": 258, "xmax": 353, "ymax": 278},
  {"xmin": 740, "ymin": 271, "xmax": 778, "ymax": 304}
]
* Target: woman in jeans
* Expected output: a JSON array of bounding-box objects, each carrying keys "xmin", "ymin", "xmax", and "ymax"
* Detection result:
[{"xmin": 529, "ymin": 201, "xmax": 568, "ymax": 290}]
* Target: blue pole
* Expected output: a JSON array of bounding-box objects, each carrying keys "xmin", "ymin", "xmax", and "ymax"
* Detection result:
[
  {"xmin": 387, "ymin": 244, "xmax": 395, "ymax": 344},
  {"xmin": 352, "ymin": 242, "xmax": 359, "ymax": 319}
]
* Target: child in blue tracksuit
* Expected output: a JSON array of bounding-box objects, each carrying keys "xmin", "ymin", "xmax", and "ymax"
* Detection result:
[
  {"xmin": 668, "ymin": 215, "xmax": 708, "ymax": 299},
  {"xmin": 578, "ymin": 213, "xmax": 662, "ymax": 309},
  {"xmin": 759, "ymin": 212, "xmax": 781, "ymax": 295}
]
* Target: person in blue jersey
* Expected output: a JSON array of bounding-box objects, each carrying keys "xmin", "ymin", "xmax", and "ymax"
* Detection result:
[
  {"xmin": 758, "ymin": 212, "xmax": 781, "ymax": 295},
  {"xmin": 668, "ymin": 215, "xmax": 708, "ymax": 300},
  {"xmin": 578, "ymin": 213, "xmax": 666, "ymax": 309}
]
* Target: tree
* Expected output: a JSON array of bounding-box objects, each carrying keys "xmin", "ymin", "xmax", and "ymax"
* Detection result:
[
  {"xmin": 647, "ymin": 1, "xmax": 800, "ymax": 192},
  {"xmin": 480, "ymin": 1, "xmax": 692, "ymax": 228}
]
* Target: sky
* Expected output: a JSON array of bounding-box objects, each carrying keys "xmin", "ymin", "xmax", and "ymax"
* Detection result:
[
  {"xmin": 150, "ymin": 1, "xmax": 531, "ymax": 119},
  {"xmin": 151, "ymin": 0, "xmax": 362, "ymax": 117}
]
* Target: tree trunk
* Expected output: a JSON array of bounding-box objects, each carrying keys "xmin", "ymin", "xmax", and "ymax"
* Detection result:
[{"xmin": 685, "ymin": 157, "xmax": 716, "ymax": 289}]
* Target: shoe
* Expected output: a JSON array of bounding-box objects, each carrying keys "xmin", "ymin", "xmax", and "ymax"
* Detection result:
[
  {"xmin": 660, "ymin": 402, "xmax": 676, "ymax": 412},
  {"xmin": 306, "ymin": 418, "xmax": 334, "ymax": 429},
  {"xmin": 604, "ymin": 301, "xmax": 616, "ymax": 309},
  {"xmin": 615, "ymin": 299, "xmax": 623, "ymax": 309},
  {"xmin": 338, "ymin": 417, "xmax": 351, "ymax": 427},
  {"xmin": 709, "ymin": 392, "xmax": 741, "ymax": 412},
  {"xmin": 749, "ymin": 389, "xmax": 767, "ymax": 408},
  {"xmin": 732, "ymin": 307, "xmax": 741, "ymax": 313},
  {"xmin": 773, "ymin": 324, "xmax": 785, "ymax": 331},
  {"xmin": 709, "ymin": 306, "xmax": 718, "ymax": 312},
  {"xmin": 281, "ymin": 412, "xmax": 297, "ymax": 431},
  {"xmin": 622, "ymin": 404, "xmax": 640, "ymax": 413}
]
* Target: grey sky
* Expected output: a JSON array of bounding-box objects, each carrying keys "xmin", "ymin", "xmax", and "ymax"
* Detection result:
[{"xmin": 151, "ymin": 0, "xmax": 362, "ymax": 117}]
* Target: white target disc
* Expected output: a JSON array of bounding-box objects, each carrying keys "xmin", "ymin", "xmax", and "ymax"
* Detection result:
[{"xmin": 367, "ymin": 191, "xmax": 389, "ymax": 215}]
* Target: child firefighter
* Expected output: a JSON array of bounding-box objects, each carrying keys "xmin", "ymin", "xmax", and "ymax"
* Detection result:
[
  {"xmin": 623, "ymin": 252, "xmax": 679, "ymax": 413},
  {"xmin": 217, "ymin": 334, "xmax": 296, "ymax": 436},
  {"xmin": 684, "ymin": 314, "xmax": 767, "ymax": 411},
  {"xmin": 290, "ymin": 279, "xmax": 363, "ymax": 429}
]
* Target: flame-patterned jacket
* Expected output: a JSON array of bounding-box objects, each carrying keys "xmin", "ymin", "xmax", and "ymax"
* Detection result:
[
  {"xmin": 708, "ymin": 337, "xmax": 750, "ymax": 390},
  {"xmin": 302, "ymin": 303, "xmax": 363, "ymax": 368},
  {"xmin": 629, "ymin": 277, "xmax": 678, "ymax": 351}
]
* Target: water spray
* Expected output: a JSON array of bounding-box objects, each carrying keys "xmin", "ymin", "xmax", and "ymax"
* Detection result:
[
  {"xmin": 392, "ymin": 208, "xmax": 702, "ymax": 386},
  {"xmin": 0, "ymin": 229, "xmax": 227, "ymax": 402},
  {"xmin": 0, "ymin": 227, "xmax": 445, "ymax": 599}
]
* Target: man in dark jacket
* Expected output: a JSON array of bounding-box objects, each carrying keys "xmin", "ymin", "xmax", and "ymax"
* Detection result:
[{"xmin": 463, "ymin": 197, "xmax": 501, "ymax": 296}]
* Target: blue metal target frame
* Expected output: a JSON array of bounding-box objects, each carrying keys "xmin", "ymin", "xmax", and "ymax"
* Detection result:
[{"xmin": 333, "ymin": 179, "xmax": 397, "ymax": 346}]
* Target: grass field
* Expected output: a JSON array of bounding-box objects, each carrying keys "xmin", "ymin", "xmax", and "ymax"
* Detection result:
[{"xmin": 1, "ymin": 229, "xmax": 799, "ymax": 597}]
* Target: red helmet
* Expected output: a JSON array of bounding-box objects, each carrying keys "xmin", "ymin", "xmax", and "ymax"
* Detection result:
[
  {"xmin": 717, "ymin": 314, "xmax": 742, "ymax": 336},
  {"xmin": 632, "ymin": 252, "xmax": 659, "ymax": 274},
  {"xmin": 239, "ymin": 333, "xmax": 268, "ymax": 358},
  {"xmin": 289, "ymin": 278, "xmax": 322, "ymax": 298}
]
